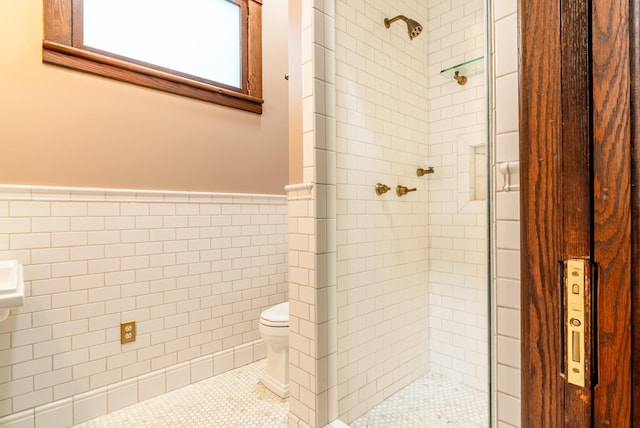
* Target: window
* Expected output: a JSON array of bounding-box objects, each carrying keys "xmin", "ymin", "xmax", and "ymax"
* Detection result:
[{"xmin": 43, "ymin": 0, "xmax": 263, "ymax": 113}]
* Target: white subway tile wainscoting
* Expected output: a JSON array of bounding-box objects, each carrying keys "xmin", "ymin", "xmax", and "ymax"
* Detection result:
[{"xmin": 0, "ymin": 185, "xmax": 287, "ymax": 427}]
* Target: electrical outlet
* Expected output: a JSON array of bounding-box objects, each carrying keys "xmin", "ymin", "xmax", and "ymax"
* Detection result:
[{"xmin": 120, "ymin": 321, "xmax": 136, "ymax": 344}]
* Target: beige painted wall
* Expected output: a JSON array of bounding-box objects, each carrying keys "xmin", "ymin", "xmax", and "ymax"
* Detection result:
[
  {"xmin": 0, "ymin": 0, "xmax": 289, "ymax": 195},
  {"xmin": 288, "ymin": 0, "xmax": 303, "ymax": 185}
]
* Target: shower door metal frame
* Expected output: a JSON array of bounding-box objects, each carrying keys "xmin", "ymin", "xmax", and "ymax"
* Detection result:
[{"xmin": 519, "ymin": 0, "xmax": 636, "ymax": 426}]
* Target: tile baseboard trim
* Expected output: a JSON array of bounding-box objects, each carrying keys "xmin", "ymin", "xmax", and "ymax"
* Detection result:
[{"xmin": 0, "ymin": 340, "xmax": 266, "ymax": 428}]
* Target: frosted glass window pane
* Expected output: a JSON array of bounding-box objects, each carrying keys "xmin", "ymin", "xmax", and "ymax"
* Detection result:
[{"xmin": 83, "ymin": 0, "xmax": 241, "ymax": 88}]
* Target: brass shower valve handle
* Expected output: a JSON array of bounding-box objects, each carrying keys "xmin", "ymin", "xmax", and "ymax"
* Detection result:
[
  {"xmin": 375, "ymin": 183, "xmax": 391, "ymax": 195},
  {"xmin": 396, "ymin": 185, "xmax": 417, "ymax": 197},
  {"xmin": 416, "ymin": 167, "xmax": 435, "ymax": 176}
]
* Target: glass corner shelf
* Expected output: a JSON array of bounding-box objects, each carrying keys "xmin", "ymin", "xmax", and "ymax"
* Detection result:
[{"xmin": 440, "ymin": 56, "xmax": 484, "ymax": 85}]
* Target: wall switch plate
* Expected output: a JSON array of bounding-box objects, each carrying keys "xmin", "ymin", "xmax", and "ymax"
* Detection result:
[{"xmin": 120, "ymin": 321, "xmax": 136, "ymax": 344}]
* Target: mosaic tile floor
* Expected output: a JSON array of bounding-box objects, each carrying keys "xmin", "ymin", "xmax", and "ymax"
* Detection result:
[
  {"xmin": 351, "ymin": 373, "xmax": 489, "ymax": 428},
  {"xmin": 74, "ymin": 361, "xmax": 487, "ymax": 428},
  {"xmin": 73, "ymin": 359, "xmax": 288, "ymax": 428}
]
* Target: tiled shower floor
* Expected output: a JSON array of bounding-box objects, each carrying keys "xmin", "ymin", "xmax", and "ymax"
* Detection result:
[
  {"xmin": 74, "ymin": 360, "xmax": 487, "ymax": 427},
  {"xmin": 351, "ymin": 373, "xmax": 488, "ymax": 427}
]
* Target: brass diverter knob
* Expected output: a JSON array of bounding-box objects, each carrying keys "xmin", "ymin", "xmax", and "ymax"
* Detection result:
[
  {"xmin": 396, "ymin": 185, "xmax": 417, "ymax": 197},
  {"xmin": 375, "ymin": 183, "xmax": 391, "ymax": 195}
]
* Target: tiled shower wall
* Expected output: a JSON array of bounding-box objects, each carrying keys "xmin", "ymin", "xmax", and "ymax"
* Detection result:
[
  {"xmin": 0, "ymin": 185, "xmax": 287, "ymax": 427},
  {"xmin": 333, "ymin": 0, "xmax": 488, "ymax": 422},
  {"xmin": 290, "ymin": 0, "xmax": 520, "ymax": 426},
  {"xmin": 492, "ymin": 0, "xmax": 521, "ymax": 426},
  {"xmin": 424, "ymin": 0, "xmax": 488, "ymax": 392},
  {"xmin": 334, "ymin": 0, "xmax": 431, "ymax": 423},
  {"xmin": 295, "ymin": 0, "xmax": 522, "ymax": 426}
]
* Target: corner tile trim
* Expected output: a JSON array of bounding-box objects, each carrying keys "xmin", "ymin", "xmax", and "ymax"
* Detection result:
[{"xmin": 284, "ymin": 183, "xmax": 313, "ymax": 201}]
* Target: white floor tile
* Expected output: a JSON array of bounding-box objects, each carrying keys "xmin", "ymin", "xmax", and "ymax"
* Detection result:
[
  {"xmin": 70, "ymin": 361, "xmax": 487, "ymax": 428},
  {"xmin": 351, "ymin": 372, "xmax": 489, "ymax": 428},
  {"xmin": 72, "ymin": 360, "xmax": 287, "ymax": 428}
]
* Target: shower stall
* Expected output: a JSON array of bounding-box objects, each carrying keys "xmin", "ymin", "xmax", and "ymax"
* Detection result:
[{"xmin": 286, "ymin": 0, "xmax": 492, "ymax": 426}]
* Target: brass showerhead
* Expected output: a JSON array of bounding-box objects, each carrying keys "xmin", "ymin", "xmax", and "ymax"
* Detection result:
[{"xmin": 384, "ymin": 15, "xmax": 423, "ymax": 40}]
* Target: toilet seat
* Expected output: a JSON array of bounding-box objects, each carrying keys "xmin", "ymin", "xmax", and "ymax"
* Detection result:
[{"xmin": 260, "ymin": 302, "xmax": 289, "ymax": 327}]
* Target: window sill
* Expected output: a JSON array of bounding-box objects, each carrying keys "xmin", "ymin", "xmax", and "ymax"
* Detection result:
[{"xmin": 43, "ymin": 41, "xmax": 264, "ymax": 114}]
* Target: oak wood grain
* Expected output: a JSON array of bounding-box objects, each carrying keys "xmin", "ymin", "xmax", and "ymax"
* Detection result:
[
  {"xmin": 248, "ymin": 0, "xmax": 263, "ymax": 99},
  {"xmin": 521, "ymin": 0, "xmax": 633, "ymax": 426},
  {"xmin": 592, "ymin": 0, "xmax": 632, "ymax": 426},
  {"xmin": 560, "ymin": 0, "xmax": 592, "ymax": 425},
  {"xmin": 519, "ymin": 0, "xmax": 564, "ymax": 425},
  {"xmin": 43, "ymin": 0, "xmax": 72, "ymax": 45},
  {"xmin": 631, "ymin": 1, "xmax": 640, "ymax": 425}
]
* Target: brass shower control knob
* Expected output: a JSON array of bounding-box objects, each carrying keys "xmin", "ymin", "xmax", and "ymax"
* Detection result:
[
  {"xmin": 375, "ymin": 183, "xmax": 391, "ymax": 195},
  {"xmin": 396, "ymin": 185, "xmax": 417, "ymax": 197}
]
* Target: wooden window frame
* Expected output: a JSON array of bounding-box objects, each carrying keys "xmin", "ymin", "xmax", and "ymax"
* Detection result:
[{"xmin": 43, "ymin": 0, "xmax": 263, "ymax": 114}]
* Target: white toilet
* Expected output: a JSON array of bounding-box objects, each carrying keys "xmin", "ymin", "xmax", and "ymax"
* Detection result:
[{"xmin": 258, "ymin": 301, "xmax": 289, "ymax": 398}]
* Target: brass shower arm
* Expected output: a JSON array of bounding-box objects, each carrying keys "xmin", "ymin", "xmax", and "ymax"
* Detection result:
[{"xmin": 384, "ymin": 15, "xmax": 408, "ymax": 27}]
